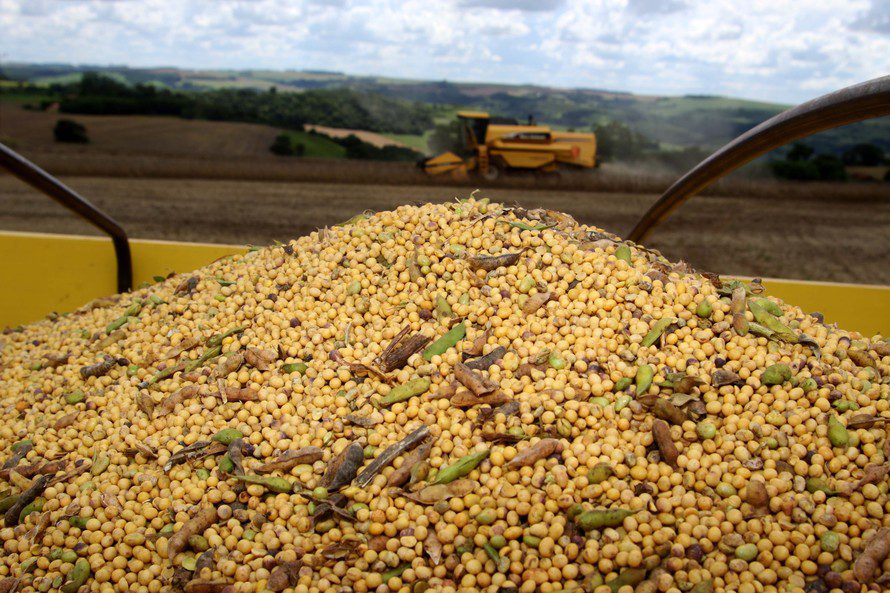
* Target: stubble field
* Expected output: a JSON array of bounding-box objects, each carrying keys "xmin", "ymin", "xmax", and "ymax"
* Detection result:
[{"xmin": 0, "ymin": 175, "xmax": 887, "ymax": 285}]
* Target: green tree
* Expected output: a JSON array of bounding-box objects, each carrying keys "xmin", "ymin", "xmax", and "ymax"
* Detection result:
[
  {"xmin": 812, "ymin": 154, "xmax": 847, "ymax": 181},
  {"xmin": 786, "ymin": 143, "xmax": 814, "ymax": 162},
  {"xmin": 269, "ymin": 134, "xmax": 294, "ymax": 156},
  {"xmin": 770, "ymin": 160, "xmax": 819, "ymax": 181},
  {"xmin": 53, "ymin": 119, "xmax": 89, "ymax": 144},
  {"xmin": 842, "ymin": 143, "xmax": 885, "ymax": 166},
  {"xmin": 78, "ymin": 72, "xmax": 130, "ymax": 96},
  {"xmin": 772, "ymin": 142, "xmax": 850, "ymax": 181}
]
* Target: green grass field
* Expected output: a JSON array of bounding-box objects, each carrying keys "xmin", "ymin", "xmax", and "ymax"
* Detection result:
[
  {"xmin": 284, "ymin": 130, "xmax": 347, "ymax": 158},
  {"xmin": 384, "ymin": 133, "xmax": 429, "ymax": 153}
]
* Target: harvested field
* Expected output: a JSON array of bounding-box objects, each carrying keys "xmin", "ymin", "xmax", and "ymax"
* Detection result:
[
  {"xmin": 5, "ymin": 148, "xmax": 888, "ymax": 206},
  {"xmin": 304, "ymin": 124, "xmax": 409, "ymax": 148},
  {"xmin": 0, "ymin": 176, "xmax": 887, "ymax": 284},
  {"xmin": 1, "ymin": 103, "xmax": 280, "ymax": 158}
]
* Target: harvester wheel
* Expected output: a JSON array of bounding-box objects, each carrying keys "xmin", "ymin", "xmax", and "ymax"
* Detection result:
[{"xmin": 481, "ymin": 164, "xmax": 501, "ymax": 181}]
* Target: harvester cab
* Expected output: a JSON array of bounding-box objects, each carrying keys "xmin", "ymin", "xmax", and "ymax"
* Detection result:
[{"xmin": 419, "ymin": 111, "xmax": 597, "ymax": 181}]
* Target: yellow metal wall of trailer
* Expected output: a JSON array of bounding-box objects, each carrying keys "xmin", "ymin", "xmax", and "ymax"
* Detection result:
[
  {"xmin": 0, "ymin": 231, "xmax": 245, "ymax": 327},
  {"xmin": 0, "ymin": 231, "xmax": 888, "ymax": 335}
]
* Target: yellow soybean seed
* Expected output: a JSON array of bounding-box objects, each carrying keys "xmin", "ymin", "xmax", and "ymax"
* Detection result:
[{"xmin": 0, "ymin": 200, "xmax": 884, "ymax": 593}]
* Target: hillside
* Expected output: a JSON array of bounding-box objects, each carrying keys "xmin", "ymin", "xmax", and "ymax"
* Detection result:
[
  {"xmin": 0, "ymin": 103, "xmax": 347, "ymax": 159},
  {"xmin": 4, "ymin": 63, "xmax": 889, "ymax": 156}
]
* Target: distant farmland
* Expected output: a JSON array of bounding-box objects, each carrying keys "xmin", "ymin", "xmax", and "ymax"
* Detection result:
[
  {"xmin": 0, "ymin": 102, "xmax": 346, "ymax": 159},
  {"xmin": 1, "ymin": 101, "xmax": 887, "ymax": 203}
]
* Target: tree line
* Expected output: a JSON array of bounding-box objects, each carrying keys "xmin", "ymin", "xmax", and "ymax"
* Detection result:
[{"xmin": 52, "ymin": 72, "xmax": 433, "ymax": 135}]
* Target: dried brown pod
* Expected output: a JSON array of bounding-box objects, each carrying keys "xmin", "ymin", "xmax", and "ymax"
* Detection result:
[
  {"xmin": 2, "ymin": 441, "xmax": 32, "ymax": 470},
  {"xmin": 847, "ymin": 414, "xmax": 885, "ymax": 430},
  {"xmin": 344, "ymin": 413, "xmax": 383, "ymax": 428},
  {"xmin": 424, "ymin": 531, "xmax": 443, "ymax": 566},
  {"xmin": 375, "ymin": 326, "xmax": 431, "ymax": 373},
  {"xmin": 43, "ymin": 352, "xmax": 69, "ymax": 368},
  {"xmin": 713, "ymin": 369, "xmax": 743, "ymax": 387},
  {"xmin": 451, "ymin": 389, "xmax": 510, "ymax": 408},
  {"xmin": 321, "ymin": 442, "xmax": 364, "ymax": 491},
  {"xmin": 453, "ymin": 362, "xmax": 498, "ymax": 396},
  {"xmin": 653, "ymin": 399, "xmax": 687, "ymax": 425},
  {"xmin": 227, "ymin": 438, "xmax": 244, "ymax": 476},
  {"xmin": 244, "ymin": 347, "xmax": 276, "ymax": 371},
  {"xmin": 53, "ymin": 412, "xmax": 79, "ymax": 431},
  {"xmin": 745, "ymin": 479, "xmax": 769, "ymax": 517},
  {"xmin": 466, "ymin": 252, "xmax": 522, "ymax": 272},
  {"xmin": 321, "ymin": 540, "xmax": 361, "ymax": 561},
  {"xmin": 28, "ymin": 511, "xmax": 51, "ymax": 545},
  {"xmin": 308, "ymin": 492, "xmax": 355, "ymax": 525},
  {"xmin": 402, "ymin": 479, "xmax": 476, "ymax": 504},
  {"xmin": 175, "ymin": 276, "xmax": 199, "ymax": 295},
  {"xmin": 213, "ymin": 352, "xmax": 244, "ymax": 378},
  {"xmin": 164, "ymin": 336, "xmax": 200, "ymax": 360},
  {"xmin": 670, "ymin": 375, "xmax": 704, "ymax": 394},
  {"xmin": 480, "ymin": 431, "xmax": 526, "ymax": 444},
  {"xmin": 80, "ymin": 357, "xmax": 121, "ymax": 379},
  {"xmin": 853, "ymin": 527, "xmax": 890, "ymax": 582},
  {"xmin": 846, "ymin": 349, "xmax": 876, "ymax": 369},
  {"xmin": 47, "ymin": 459, "xmax": 92, "ymax": 487},
  {"xmin": 845, "ymin": 463, "xmax": 890, "ymax": 495},
  {"xmin": 652, "ymin": 419, "xmax": 678, "ymax": 468},
  {"xmin": 220, "ymin": 387, "xmax": 259, "ymax": 402},
  {"xmin": 183, "ymin": 580, "xmax": 232, "ymax": 593},
  {"xmin": 100, "ymin": 492, "xmax": 123, "ymax": 511},
  {"xmin": 165, "ymin": 505, "xmax": 218, "ymax": 559},
  {"xmin": 127, "ymin": 439, "xmax": 158, "ymax": 460},
  {"xmin": 522, "ymin": 292, "xmax": 551, "ymax": 315},
  {"xmin": 354, "ymin": 425, "xmax": 430, "ymax": 488},
  {"xmin": 164, "ymin": 441, "xmax": 227, "ymax": 472},
  {"xmin": 0, "ymin": 577, "xmax": 21, "ymax": 593},
  {"xmin": 428, "ymin": 380, "xmax": 458, "ymax": 401},
  {"xmin": 465, "ymin": 327, "xmax": 492, "ymax": 357},
  {"xmin": 387, "ymin": 440, "xmax": 433, "ymax": 488},
  {"xmin": 267, "ymin": 561, "xmax": 302, "ymax": 592},
  {"xmin": 506, "ymin": 438, "xmax": 562, "ymax": 469},
  {"xmin": 4, "ymin": 474, "xmax": 49, "ymax": 526},
  {"xmin": 156, "ymin": 385, "xmax": 201, "ymax": 416},
  {"xmin": 464, "ymin": 346, "xmax": 507, "ymax": 371},
  {"xmin": 194, "ymin": 549, "xmax": 215, "ymax": 574},
  {"xmin": 136, "ymin": 392, "xmax": 156, "ymax": 416},
  {"xmin": 488, "ymin": 400, "xmax": 521, "ymax": 420},
  {"xmin": 516, "ymin": 362, "xmax": 544, "ymax": 379},
  {"xmin": 0, "ymin": 459, "xmax": 65, "ymax": 481},
  {"xmin": 329, "ymin": 350, "xmax": 391, "ymax": 383}
]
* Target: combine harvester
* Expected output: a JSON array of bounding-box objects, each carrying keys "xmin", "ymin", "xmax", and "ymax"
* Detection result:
[
  {"xmin": 0, "ymin": 77, "xmax": 887, "ymax": 334},
  {"xmin": 418, "ymin": 111, "xmax": 597, "ymax": 181}
]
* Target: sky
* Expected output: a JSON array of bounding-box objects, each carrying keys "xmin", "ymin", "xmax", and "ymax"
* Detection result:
[{"xmin": 1, "ymin": 0, "xmax": 888, "ymax": 103}]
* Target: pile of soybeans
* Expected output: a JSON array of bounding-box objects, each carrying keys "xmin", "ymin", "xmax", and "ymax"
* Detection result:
[{"xmin": 0, "ymin": 199, "xmax": 887, "ymax": 593}]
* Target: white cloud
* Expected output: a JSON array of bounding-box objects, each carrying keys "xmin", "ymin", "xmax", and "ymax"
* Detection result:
[
  {"xmin": 0, "ymin": 0, "xmax": 887, "ymax": 102},
  {"xmin": 458, "ymin": 0, "xmax": 566, "ymax": 11}
]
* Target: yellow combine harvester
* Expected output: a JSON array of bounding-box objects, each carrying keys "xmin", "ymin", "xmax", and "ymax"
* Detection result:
[
  {"xmin": 0, "ymin": 77, "xmax": 887, "ymax": 334},
  {"xmin": 419, "ymin": 111, "xmax": 597, "ymax": 180}
]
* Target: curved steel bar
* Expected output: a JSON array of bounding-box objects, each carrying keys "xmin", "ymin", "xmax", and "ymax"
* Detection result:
[
  {"xmin": 628, "ymin": 76, "xmax": 890, "ymax": 243},
  {"xmin": 0, "ymin": 143, "xmax": 133, "ymax": 292}
]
